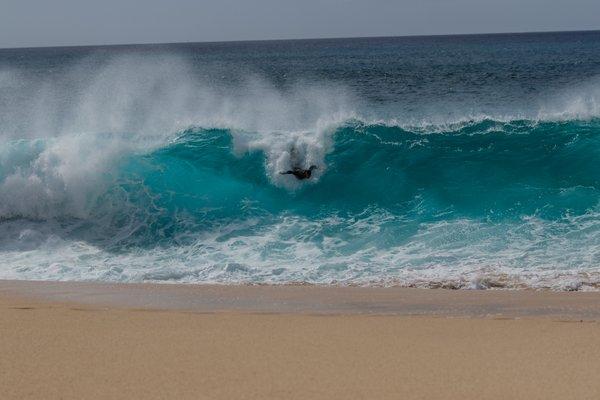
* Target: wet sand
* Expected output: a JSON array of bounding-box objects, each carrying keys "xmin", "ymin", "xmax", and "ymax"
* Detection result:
[{"xmin": 2, "ymin": 280, "xmax": 600, "ymax": 399}]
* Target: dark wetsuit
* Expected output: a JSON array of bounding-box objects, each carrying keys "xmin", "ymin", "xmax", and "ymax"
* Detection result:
[{"xmin": 280, "ymin": 165, "xmax": 317, "ymax": 180}]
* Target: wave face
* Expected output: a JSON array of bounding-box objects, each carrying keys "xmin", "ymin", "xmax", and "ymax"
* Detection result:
[{"xmin": 2, "ymin": 32, "xmax": 600, "ymax": 289}]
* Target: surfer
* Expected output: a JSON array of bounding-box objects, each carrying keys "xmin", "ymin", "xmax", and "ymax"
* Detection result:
[{"xmin": 280, "ymin": 165, "xmax": 318, "ymax": 180}]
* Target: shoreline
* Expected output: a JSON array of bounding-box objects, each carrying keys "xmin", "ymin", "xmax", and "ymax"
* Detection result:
[
  {"xmin": 3, "ymin": 279, "xmax": 600, "ymax": 319},
  {"xmin": 3, "ymin": 280, "xmax": 600, "ymax": 399}
]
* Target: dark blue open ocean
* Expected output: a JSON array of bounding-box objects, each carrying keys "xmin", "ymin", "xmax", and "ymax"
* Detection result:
[{"xmin": 1, "ymin": 31, "xmax": 600, "ymax": 289}]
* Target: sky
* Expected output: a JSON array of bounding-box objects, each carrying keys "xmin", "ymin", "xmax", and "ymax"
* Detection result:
[{"xmin": 1, "ymin": 0, "xmax": 599, "ymax": 48}]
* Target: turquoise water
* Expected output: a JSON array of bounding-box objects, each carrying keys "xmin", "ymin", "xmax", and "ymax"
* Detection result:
[{"xmin": 1, "ymin": 32, "xmax": 600, "ymax": 288}]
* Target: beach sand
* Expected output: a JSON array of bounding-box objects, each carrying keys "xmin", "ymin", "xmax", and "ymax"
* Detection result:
[{"xmin": 2, "ymin": 281, "xmax": 600, "ymax": 399}]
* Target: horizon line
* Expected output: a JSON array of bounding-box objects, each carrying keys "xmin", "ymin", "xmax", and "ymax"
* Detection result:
[{"xmin": 1, "ymin": 28, "xmax": 599, "ymax": 51}]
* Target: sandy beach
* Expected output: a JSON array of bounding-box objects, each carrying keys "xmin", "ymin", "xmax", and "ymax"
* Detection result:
[{"xmin": 1, "ymin": 281, "xmax": 600, "ymax": 399}]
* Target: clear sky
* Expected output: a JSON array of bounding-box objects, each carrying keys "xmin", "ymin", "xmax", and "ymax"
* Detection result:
[{"xmin": 2, "ymin": 0, "xmax": 599, "ymax": 48}]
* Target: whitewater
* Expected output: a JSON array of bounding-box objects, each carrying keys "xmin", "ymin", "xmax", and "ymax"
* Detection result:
[{"xmin": 1, "ymin": 32, "xmax": 600, "ymax": 289}]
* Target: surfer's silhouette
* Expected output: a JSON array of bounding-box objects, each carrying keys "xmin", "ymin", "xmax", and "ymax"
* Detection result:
[
  {"xmin": 279, "ymin": 146, "xmax": 318, "ymax": 180},
  {"xmin": 280, "ymin": 165, "xmax": 318, "ymax": 180}
]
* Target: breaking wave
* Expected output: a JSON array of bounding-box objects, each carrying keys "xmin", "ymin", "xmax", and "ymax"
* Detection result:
[{"xmin": 1, "ymin": 53, "xmax": 600, "ymax": 289}]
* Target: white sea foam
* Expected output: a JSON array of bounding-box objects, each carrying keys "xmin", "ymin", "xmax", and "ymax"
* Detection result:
[{"xmin": 1, "ymin": 210, "xmax": 599, "ymax": 290}]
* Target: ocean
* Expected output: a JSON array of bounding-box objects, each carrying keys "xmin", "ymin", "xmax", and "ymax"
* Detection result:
[{"xmin": 1, "ymin": 31, "xmax": 599, "ymax": 289}]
